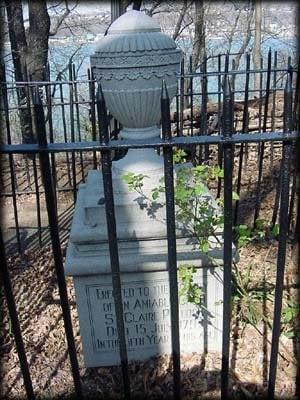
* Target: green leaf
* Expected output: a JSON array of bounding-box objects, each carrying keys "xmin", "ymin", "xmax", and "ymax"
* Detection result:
[
  {"xmin": 194, "ymin": 184, "xmax": 204, "ymax": 196},
  {"xmin": 255, "ymin": 218, "xmax": 266, "ymax": 230},
  {"xmin": 201, "ymin": 242, "xmax": 209, "ymax": 253},
  {"xmin": 152, "ymin": 191, "xmax": 159, "ymax": 200},
  {"xmin": 232, "ymin": 191, "xmax": 240, "ymax": 201},
  {"xmin": 271, "ymin": 224, "xmax": 279, "ymax": 236},
  {"xmin": 173, "ymin": 149, "xmax": 187, "ymax": 163}
]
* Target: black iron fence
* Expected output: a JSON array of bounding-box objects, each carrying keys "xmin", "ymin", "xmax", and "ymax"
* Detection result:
[{"xmin": 0, "ymin": 52, "xmax": 299, "ymax": 399}]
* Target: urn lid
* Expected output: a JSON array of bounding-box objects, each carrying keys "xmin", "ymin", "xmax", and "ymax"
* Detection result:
[
  {"xmin": 93, "ymin": 10, "xmax": 178, "ymax": 54},
  {"xmin": 108, "ymin": 10, "xmax": 161, "ymax": 34}
]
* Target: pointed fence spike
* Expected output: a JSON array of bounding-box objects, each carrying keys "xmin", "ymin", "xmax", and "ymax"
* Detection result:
[
  {"xmin": 223, "ymin": 75, "xmax": 232, "ymax": 96},
  {"xmin": 0, "ymin": 58, "xmax": 5, "ymax": 73},
  {"xmin": 161, "ymin": 79, "xmax": 169, "ymax": 100},
  {"xmin": 32, "ymin": 86, "xmax": 42, "ymax": 105},
  {"xmin": 161, "ymin": 80, "xmax": 171, "ymax": 140},
  {"xmin": 223, "ymin": 75, "xmax": 233, "ymax": 137},
  {"xmin": 284, "ymin": 71, "xmax": 293, "ymax": 132},
  {"xmin": 96, "ymin": 82, "xmax": 109, "ymax": 144},
  {"xmin": 224, "ymin": 51, "xmax": 229, "ymax": 73},
  {"xmin": 96, "ymin": 82, "xmax": 105, "ymax": 103}
]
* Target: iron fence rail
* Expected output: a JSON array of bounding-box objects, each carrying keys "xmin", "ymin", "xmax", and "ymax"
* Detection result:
[{"xmin": 0, "ymin": 131, "xmax": 297, "ymax": 154}]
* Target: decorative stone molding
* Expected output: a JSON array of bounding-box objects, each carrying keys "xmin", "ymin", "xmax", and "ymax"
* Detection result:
[
  {"xmin": 93, "ymin": 68, "xmax": 178, "ymax": 81},
  {"xmin": 92, "ymin": 51, "xmax": 182, "ymax": 68}
]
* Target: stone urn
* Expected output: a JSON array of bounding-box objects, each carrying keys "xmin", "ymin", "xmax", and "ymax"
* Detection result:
[{"xmin": 90, "ymin": 10, "xmax": 182, "ymax": 177}]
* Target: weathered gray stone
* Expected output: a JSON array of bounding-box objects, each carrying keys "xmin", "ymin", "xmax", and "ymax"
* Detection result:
[
  {"xmin": 73, "ymin": 269, "xmax": 223, "ymax": 367},
  {"xmin": 65, "ymin": 170, "xmax": 225, "ymax": 367}
]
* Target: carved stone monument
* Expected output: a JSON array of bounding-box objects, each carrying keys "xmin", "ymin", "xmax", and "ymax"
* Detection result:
[{"xmin": 65, "ymin": 10, "xmax": 224, "ymax": 368}]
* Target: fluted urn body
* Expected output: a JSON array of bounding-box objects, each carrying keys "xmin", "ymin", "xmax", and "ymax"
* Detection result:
[{"xmin": 91, "ymin": 10, "xmax": 182, "ymax": 135}]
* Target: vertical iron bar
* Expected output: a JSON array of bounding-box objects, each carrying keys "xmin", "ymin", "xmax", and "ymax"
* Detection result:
[
  {"xmin": 96, "ymin": 84, "xmax": 131, "ymax": 399},
  {"xmin": 234, "ymin": 53, "xmax": 250, "ymax": 226},
  {"xmin": 32, "ymin": 88, "xmax": 82, "ymax": 398},
  {"xmin": 292, "ymin": 55, "xmax": 300, "ymax": 131},
  {"xmin": 288, "ymin": 62, "xmax": 300, "ymax": 232},
  {"xmin": 217, "ymin": 53, "xmax": 223, "ymax": 198},
  {"xmin": 180, "ymin": 58, "xmax": 184, "ymax": 137},
  {"xmin": 231, "ymin": 59, "xmax": 235, "ymax": 92},
  {"xmin": 161, "ymin": 81, "xmax": 181, "ymax": 400},
  {"xmin": 176, "ymin": 91, "xmax": 179, "ymax": 137},
  {"xmin": 24, "ymin": 76, "xmax": 32, "ymax": 190},
  {"xmin": 217, "ymin": 53, "xmax": 222, "ymax": 137},
  {"xmin": 267, "ymin": 73, "xmax": 293, "ymax": 399},
  {"xmin": 288, "ymin": 170, "xmax": 296, "ymax": 232},
  {"xmin": 0, "ymin": 65, "xmax": 22, "ymax": 253},
  {"xmin": 27, "ymin": 82, "xmax": 43, "ymax": 246},
  {"xmin": 257, "ymin": 57, "xmax": 264, "ymax": 166},
  {"xmin": 254, "ymin": 52, "xmax": 271, "ymax": 226},
  {"xmin": 72, "ymin": 64, "xmax": 85, "ymax": 183},
  {"xmin": 258, "ymin": 57, "xmax": 264, "ymax": 134},
  {"xmin": 69, "ymin": 63, "xmax": 77, "ymax": 202},
  {"xmin": 0, "ymin": 227, "xmax": 35, "ymax": 399},
  {"xmin": 32, "ymin": 155, "xmax": 42, "ymax": 247},
  {"xmin": 58, "ymin": 76, "xmax": 72, "ymax": 185},
  {"xmin": 88, "ymin": 68, "xmax": 97, "ymax": 169},
  {"xmin": 221, "ymin": 76, "xmax": 234, "ymax": 400},
  {"xmin": 263, "ymin": 49, "xmax": 272, "ymax": 133},
  {"xmin": 45, "ymin": 64, "xmax": 57, "ymax": 209},
  {"xmin": 189, "ymin": 55, "xmax": 194, "ymax": 137},
  {"xmin": 201, "ymin": 54, "xmax": 209, "ymax": 161},
  {"xmin": 271, "ymin": 166, "xmax": 282, "ymax": 228},
  {"xmin": 270, "ymin": 51, "xmax": 277, "ymax": 174},
  {"xmin": 224, "ymin": 52, "xmax": 229, "ymax": 75}
]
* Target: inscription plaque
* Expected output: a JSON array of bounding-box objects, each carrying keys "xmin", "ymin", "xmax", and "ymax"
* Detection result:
[{"xmin": 74, "ymin": 269, "xmax": 223, "ymax": 367}]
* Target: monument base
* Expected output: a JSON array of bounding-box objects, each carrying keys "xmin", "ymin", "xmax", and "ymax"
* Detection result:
[{"xmin": 65, "ymin": 170, "xmax": 224, "ymax": 368}]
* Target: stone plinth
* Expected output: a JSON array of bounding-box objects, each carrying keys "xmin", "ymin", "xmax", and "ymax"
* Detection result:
[{"xmin": 65, "ymin": 171, "xmax": 224, "ymax": 367}]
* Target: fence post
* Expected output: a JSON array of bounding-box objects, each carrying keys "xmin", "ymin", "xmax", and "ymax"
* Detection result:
[
  {"xmin": 161, "ymin": 80, "xmax": 181, "ymax": 400},
  {"xmin": 32, "ymin": 88, "xmax": 82, "ymax": 398},
  {"xmin": 221, "ymin": 75, "xmax": 234, "ymax": 400},
  {"xmin": 96, "ymin": 84, "xmax": 131, "ymax": 399},
  {"xmin": 0, "ymin": 227, "xmax": 35, "ymax": 399},
  {"xmin": 267, "ymin": 70, "xmax": 293, "ymax": 400}
]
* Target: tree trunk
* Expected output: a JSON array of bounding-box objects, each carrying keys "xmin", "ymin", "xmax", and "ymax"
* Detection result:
[
  {"xmin": 5, "ymin": 0, "xmax": 34, "ymax": 144},
  {"xmin": 26, "ymin": 1, "xmax": 50, "ymax": 81},
  {"xmin": 183, "ymin": 0, "xmax": 205, "ymax": 108},
  {"xmin": 5, "ymin": 0, "xmax": 27, "ymax": 81},
  {"xmin": 5, "ymin": 0, "xmax": 50, "ymax": 144},
  {"xmin": 192, "ymin": 0, "xmax": 205, "ymax": 71},
  {"xmin": 253, "ymin": 0, "xmax": 262, "ymax": 92}
]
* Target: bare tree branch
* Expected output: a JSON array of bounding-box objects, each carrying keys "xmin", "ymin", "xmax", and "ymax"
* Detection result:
[
  {"xmin": 49, "ymin": 0, "xmax": 78, "ymax": 36},
  {"xmin": 142, "ymin": 0, "xmax": 161, "ymax": 17},
  {"xmin": 172, "ymin": 0, "xmax": 188, "ymax": 40},
  {"xmin": 227, "ymin": 9, "xmax": 242, "ymax": 53},
  {"xmin": 233, "ymin": 6, "xmax": 254, "ymax": 70}
]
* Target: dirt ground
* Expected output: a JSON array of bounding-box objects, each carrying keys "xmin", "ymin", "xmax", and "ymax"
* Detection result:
[{"xmin": 0, "ymin": 142, "xmax": 299, "ymax": 399}]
